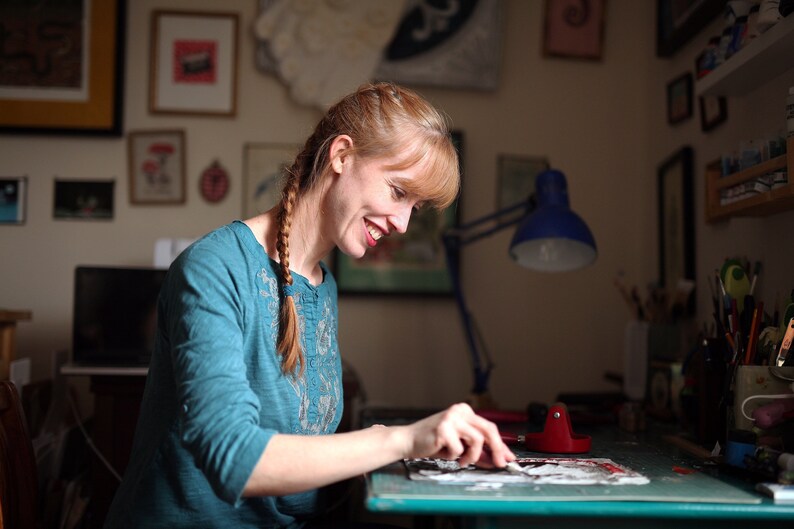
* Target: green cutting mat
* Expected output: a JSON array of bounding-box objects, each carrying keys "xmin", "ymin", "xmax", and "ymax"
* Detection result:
[{"xmin": 369, "ymin": 436, "xmax": 761, "ymax": 504}]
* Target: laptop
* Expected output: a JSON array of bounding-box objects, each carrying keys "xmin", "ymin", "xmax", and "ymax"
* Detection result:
[{"xmin": 71, "ymin": 266, "xmax": 167, "ymax": 368}]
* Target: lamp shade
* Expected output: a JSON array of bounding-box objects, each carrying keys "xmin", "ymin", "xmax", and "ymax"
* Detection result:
[{"xmin": 509, "ymin": 169, "xmax": 597, "ymax": 272}]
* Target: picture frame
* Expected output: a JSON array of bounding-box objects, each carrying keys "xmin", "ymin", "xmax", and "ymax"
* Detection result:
[
  {"xmin": 150, "ymin": 10, "xmax": 239, "ymax": 116},
  {"xmin": 496, "ymin": 155, "xmax": 550, "ymax": 211},
  {"xmin": 53, "ymin": 179, "xmax": 115, "ymax": 220},
  {"xmin": 334, "ymin": 131, "xmax": 464, "ymax": 296},
  {"xmin": 0, "ymin": 0, "xmax": 125, "ymax": 136},
  {"xmin": 128, "ymin": 130, "xmax": 186, "ymax": 205},
  {"xmin": 667, "ymin": 72, "xmax": 693, "ymax": 125},
  {"xmin": 543, "ymin": 0, "xmax": 606, "ymax": 60},
  {"xmin": 657, "ymin": 146, "xmax": 695, "ymax": 304},
  {"xmin": 242, "ymin": 143, "xmax": 300, "ymax": 218},
  {"xmin": 699, "ymin": 95, "xmax": 727, "ymax": 132},
  {"xmin": 656, "ymin": 0, "xmax": 724, "ymax": 57},
  {"xmin": 0, "ymin": 177, "xmax": 27, "ymax": 225}
]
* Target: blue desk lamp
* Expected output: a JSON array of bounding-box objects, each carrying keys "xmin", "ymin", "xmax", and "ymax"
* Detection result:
[{"xmin": 442, "ymin": 169, "xmax": 597, "ymax": 403}]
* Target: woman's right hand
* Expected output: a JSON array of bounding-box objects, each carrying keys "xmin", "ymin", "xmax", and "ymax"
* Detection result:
[{"xmin": 398, "ymin": 403, "xmax": 515, "ymax": 469}]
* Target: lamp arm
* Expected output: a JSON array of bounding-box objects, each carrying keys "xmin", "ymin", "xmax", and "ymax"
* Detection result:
[{"xmin": 442, "ymin": 197, "xmax": 535, "ymax": 395}]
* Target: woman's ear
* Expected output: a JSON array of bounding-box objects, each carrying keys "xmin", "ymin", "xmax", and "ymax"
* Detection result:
[{"xmin": 329, "ymin": 135, "xmax": 353, "ymax": 174}]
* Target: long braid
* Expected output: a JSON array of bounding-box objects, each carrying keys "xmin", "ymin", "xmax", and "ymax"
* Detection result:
[{"xmin": 276, "ymin": 168, "xmax": 303, "ymax": 376}]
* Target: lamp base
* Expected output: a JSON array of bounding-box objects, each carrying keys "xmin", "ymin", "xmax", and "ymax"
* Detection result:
[{"xmin": 467, "ymin": 391, "xmax": 498, "ymax": 410}]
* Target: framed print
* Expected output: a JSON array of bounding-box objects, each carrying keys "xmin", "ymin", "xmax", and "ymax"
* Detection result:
[
  {"xmin": 334, "ymin": 131, "xmax": 464, "ymax": 296},
  {"xmin": 256, "ymin": 0, "xmax": 503, "ymax": 93},
  {"xmin": 657, "ymin": 0, "xmax": 724, "ymax": 57},
  {"xmin": 496, "ymin": 155, "xmax": 550, "ymax": 211},
  {"xmin": 657, "ymin": 146, "xmax": 695, "ymax": 306},
  {"xmin": 667, "ymin": 72, "xmax": 693, "ymax": 125},
  {"xmin": 543, "ymin": 0, "xmax": 606, "ymax": 60},
  {"xmin": 0, "ymin": 0, "xmax": 125, "ymax": 135},
  {"xmin": 128, "ymin": 130, "xmax": 186, "ymax": 205},
  {"xmin": 150, "ymin": 10, "xmax": 239, "ymax": 116},
  {"xmin": 54, "ymin": 179, "xmax": 115, "ymax": 220},
  {"xmin": 243, "ymin": 143, "xmax": 300, "ymax": 217},
  {"xmin": 700, "ymin": 95, "xmax": 727, "ymax": 132},
  {"xmin": 0, "ymin": 177, "xmax": 27, "ymax": 225}
]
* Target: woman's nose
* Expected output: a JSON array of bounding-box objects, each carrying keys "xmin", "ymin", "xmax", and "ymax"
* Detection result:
[{"xmin": 390, "ymin": 204, "xmax": 413, "ymax": 234}]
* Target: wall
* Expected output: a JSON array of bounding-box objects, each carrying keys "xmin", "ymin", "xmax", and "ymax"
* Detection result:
[{"xmin": 2, "ymin": 0, "xmax": 659, "ymax": 412}]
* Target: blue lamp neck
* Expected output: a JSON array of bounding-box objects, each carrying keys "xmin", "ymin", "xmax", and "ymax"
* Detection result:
[{"xmin": 535, "ymin": 170, "xmax": 570, "ymax": 208}]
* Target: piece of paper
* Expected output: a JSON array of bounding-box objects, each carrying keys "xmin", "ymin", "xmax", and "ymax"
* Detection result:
[{"xmin": 405, "ymin": 457, "xmax": 650, "ymax": 485}]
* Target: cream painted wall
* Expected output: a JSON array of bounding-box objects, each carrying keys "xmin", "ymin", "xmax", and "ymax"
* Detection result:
[{"xmin": 2, "ymin": 0, "xmax": 673, "ymax": 413}]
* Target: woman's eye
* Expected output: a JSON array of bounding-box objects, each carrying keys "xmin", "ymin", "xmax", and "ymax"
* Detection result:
[{"xmin": 391, "ymin": 186, "xmax": 406, "ymax": 200}]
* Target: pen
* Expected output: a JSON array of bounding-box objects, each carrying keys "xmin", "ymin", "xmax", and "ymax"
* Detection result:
[{"xmin": 744, "ymin": 302, "xmax": 762, "ymax": 366}]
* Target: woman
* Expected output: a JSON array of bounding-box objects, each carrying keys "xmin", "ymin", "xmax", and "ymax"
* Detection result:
[{"xmin": 105, "ymin": 83, "xmax": 514, "ymax": 528}]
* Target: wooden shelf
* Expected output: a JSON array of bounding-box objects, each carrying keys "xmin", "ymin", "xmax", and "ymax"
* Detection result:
[
  {"xmin": 705, "ymin": 137, "xmax": 794, "ymax": 222},
  {"xmin": 696, "ymin": 14, "xmax": 794, "ymax": 97}
]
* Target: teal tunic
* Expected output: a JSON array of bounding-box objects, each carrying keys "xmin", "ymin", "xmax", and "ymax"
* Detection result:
[{"xmin": 105, "ymin": 221, "xmax": 343, "ymax": 528}]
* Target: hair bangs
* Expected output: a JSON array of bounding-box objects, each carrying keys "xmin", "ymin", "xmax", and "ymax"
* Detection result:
[{"xmin": 386, "ymin": 134, "xmax": 460, "ymax": 210}]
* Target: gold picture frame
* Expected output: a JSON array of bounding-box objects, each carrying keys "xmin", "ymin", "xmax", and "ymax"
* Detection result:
[{"xmin": 0, "ymin": 0, "xmax": 125, "ymax": 135}]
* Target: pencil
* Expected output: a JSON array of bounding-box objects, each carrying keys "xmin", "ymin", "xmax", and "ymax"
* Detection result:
[{"xmin": 744, "ymin": 302, "xmax": 764, "ymax": 365}]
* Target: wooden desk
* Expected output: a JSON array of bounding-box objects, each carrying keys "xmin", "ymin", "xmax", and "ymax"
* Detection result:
[
  {"xmin": 366, "ymin": 427, "xmax": 794, "ymax": 529},
  {"xmin": 0, "ymin": 309, "xmax": 31, "ymax": 380}
]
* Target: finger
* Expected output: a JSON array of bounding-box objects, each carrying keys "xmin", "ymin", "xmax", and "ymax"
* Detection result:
[{"xmin": 468, "ymin": 415, "xmax": 516, "ymax": 467}]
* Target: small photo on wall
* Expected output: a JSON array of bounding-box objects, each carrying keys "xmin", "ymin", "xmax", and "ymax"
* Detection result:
[
  {"xmin": 53, "ymin": 179, "xmax": 115, "ymax": 220},
  {"xmin": 699, "ymin": 95, "xmax": 727, "ymax": 132},
  {"xmin": 667, "ymin": 72, "xmax": 693, "ymax": 125},
  {"xmin": 0, "ymin": 177, "xmax": 27, "ymax": 224}
]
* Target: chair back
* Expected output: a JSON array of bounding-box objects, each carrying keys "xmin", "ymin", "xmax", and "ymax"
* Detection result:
[{"xmin": 0, "ymin": 380, "xmax": 38, "ymax": 529}]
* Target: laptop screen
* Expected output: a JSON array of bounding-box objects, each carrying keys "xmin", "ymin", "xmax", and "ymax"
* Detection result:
[{"xmin": 72, "ymin": 266, "xmax": 167, "ymax": 366}]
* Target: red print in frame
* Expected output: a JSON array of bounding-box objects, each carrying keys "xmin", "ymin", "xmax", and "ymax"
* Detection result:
[{"xmin": 172, "ymin": 40, "xmax": 217, "ymax": 84}]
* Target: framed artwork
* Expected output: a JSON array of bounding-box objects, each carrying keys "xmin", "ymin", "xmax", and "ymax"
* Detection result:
[
  {"xmin": 543, "ymin": 0, "xmax": 606, "ymax": 60},
  {"xmin": 657, "ymin": 0, "xmax": 724, "ymax": 57},
  {"xmin": 0, "ymin": 177, "xmax": 27, "ymax": 225},
  {"xmin": 242, "ymin": 143, "xmax": 300, "ymax": 217},
  {"xmin": 128, "ymin": 130, "xmax": 186, "ymax": 205},
  {"xmin": 0, "ymin": 0, "xmax": 125, "ymax": 136},
  {"xmin": 150, "ymin": 10, "xmax": 239, "ymax": 116},
  {"xmin": 53, "ymin": 179, "xmax": 115, "ymax": 220},
  {"xmin": 496, "ymin": 155, "xmax": 550, "ymax": 211},
  {"xmin": 334, "ymin": 131, "xmax": 464, "ymax": 296},
  {"xmin": 657, "ymin": 146, "xmax": 695, "ymax": 303},
  {"xmin": 667, "ymin": 72, "xmax": 693, "ymax": 125},
  {"xmin": 255, "ymin": 0, "xmax": 503, "ymax": 92},
  {"xmin": 700, "ymin": 95, "xmax": 727, "ymax": 132}
]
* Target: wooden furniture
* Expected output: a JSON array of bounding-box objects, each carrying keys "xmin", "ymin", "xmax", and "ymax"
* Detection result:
[
  {"xmin": 705, "ymin": 137, "xmax": 794, "ymax": 222},
  {"xmin": 0, "ymin": 381, "xmax": 38, "ymax": 529},
  {"xmin": 0, "ymin": 310, "xmax": 32, "ymax": 380}
]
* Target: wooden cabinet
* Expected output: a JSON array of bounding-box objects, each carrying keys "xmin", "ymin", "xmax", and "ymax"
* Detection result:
[{"xmin": 705, "ymin": 137, "xmax": 794, "ymax": 222}]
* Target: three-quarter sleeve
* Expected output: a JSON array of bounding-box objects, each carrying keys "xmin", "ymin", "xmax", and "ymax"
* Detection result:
[{"xmin": 165, "ymin": 246, "xmax": 272, "ymax": 505}]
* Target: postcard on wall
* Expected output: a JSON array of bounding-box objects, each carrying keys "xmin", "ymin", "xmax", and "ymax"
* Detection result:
[
  {"xmin": 53, "ymin": 179, "xmax": 115, "ymax": 220},
  {"xmin": 0, "ymin": 177, "xmax": 27, "ymax": 224}
]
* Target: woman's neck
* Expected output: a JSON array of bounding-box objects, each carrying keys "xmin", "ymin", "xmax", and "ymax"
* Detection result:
[{"xmin": 247, "ymin": 192, "xmax": 330, "ymax": 286}]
